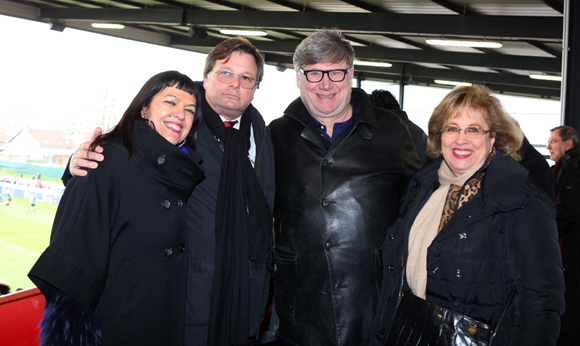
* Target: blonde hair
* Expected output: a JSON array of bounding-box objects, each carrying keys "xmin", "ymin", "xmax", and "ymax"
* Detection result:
[{"xmin": 426, "ymin": 84, "xmax": 523, "ymax": 161}]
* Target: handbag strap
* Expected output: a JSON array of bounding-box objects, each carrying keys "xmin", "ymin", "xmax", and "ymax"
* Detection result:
[{"xmin": 491, "ymin": 288, "xmax": 516, "ymax": 337}]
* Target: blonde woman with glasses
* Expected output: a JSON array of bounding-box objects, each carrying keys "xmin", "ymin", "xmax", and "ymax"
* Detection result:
[{"xmin": 373, "ymin": 85, "xmax": 565, "ymax": 346}]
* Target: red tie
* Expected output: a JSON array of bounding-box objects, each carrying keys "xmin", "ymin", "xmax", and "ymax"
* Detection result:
[{"xmin": 224, "ymin": 120, "xmax": 238, "ymax": 128}]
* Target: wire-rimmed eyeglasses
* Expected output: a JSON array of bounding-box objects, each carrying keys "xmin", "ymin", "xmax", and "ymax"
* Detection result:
[
  {"xmin": 441, "ymin": 125, "xmax": 492, "ymax": 138},
  {"xmin": 210, "ymin": 69, "xmax": 257, "ymax": 89},
  {"xmin": 300, "ymin": 68, "xmax": 350, "ymax": 83},
  {"xmin": 547, "ymin": 139, "xmax": 564, "ymax": 146}
]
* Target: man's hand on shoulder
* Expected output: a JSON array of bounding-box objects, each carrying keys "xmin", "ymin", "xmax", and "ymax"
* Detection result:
[{"xmin": 70, "ymin": 127, "xmax": 105, "ymax": 177}]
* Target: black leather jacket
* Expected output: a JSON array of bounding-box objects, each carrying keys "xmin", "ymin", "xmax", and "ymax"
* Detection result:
[{"xmin": 270, "ymin": 88, "xmax": 421, "ymax": 346}]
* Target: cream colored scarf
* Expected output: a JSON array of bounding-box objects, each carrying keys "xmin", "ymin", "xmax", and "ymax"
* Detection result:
[{"xmin": 406, "ymin": 159, "xmax": 485, "ymax": 299}]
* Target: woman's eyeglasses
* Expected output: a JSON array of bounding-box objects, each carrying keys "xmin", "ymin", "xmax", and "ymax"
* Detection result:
[{"xmin": 441, "ymin": 125, "xmax": 491, "ymax": 138}]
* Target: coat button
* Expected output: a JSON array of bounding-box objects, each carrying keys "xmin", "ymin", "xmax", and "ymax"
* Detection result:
[
  {"xmin": 388, "ymin": 265, "xmax": 394, "ymax": 271},
  {"xmin": 177, "ymin": 199, "xmax": 184, "ymax": 208},
  {"xmin": 456, "ymin": 269, "xmax": 461, "ymax": 277},
  {"xmin": 379, "ymin": 328, "xmax": 386, "ymax": 335},
  {"xmin": 322, "ymin": 160, "xmax": 329, "ymax": 167},
  {"xmin": 320, "ymin": 286, "xmax": 329, "ymax": 294},
  {"xmin": 389, "ymin": 233, "xmax": 396, "ymax": 240},
  {"xmin": 432, "ymin": 266, "xmax": 439, "ymax": 273},
  {"xmin": 162, "ymin": 200, "xmax": 171, "ymax": 209},
  {"xmin": 157, "ymin": 155, "xmax": 166, "ymax": 165},
  {"xmin": 165, "ymin": 246, "xmax": 173, "ymax": 257},
  {"xmin": 325, "ymin": 242, "xmax": 333, "ymax": 250},
  {"xmin": 322, "ymin": 199, "xmax": 330, "ymax": 207},
  {"xmin": 178, "ymin": 244, "xmax": 186, "ymax": 253},
  {"xmin": 466, "ymin": 215, "xmax": 471, "ymax": 219}
]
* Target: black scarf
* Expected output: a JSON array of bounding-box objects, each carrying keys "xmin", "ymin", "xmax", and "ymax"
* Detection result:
[{"xmin": 202, "ymin": 89, "xmax": 273, "ymax": 346}]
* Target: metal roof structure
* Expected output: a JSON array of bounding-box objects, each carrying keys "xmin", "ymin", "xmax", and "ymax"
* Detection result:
[{"xmin": 1, "ymin": 0, "xmax": 565, "ymax": 99}]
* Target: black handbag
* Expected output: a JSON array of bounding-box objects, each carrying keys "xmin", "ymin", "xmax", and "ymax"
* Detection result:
[{"xmin": 386, "ymin": 277, "xmax": 515, "ymax": 346}]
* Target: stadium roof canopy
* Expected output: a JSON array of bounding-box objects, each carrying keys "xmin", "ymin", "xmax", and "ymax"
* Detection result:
[{"xmin": 1, "ymin": 0, "xmax": 565, "ymax": 99}]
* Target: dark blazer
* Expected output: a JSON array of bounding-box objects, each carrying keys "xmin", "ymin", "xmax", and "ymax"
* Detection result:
[
  {"xmin": 270, "ymin": 88, "xmax": 421, "ymax": 346},
  {"xmin": 518, "ymin": 136, "xmax": 552, "ymax": 196},
  {"xmin": 394, "ymin": 109, "xmax": 430, "ymax": 166},
  {"xmin": 30, "ymin": 122, "xmax": 204, "ymax": 345},
  {"xmin": 552, "ymin": 145, "xmax": 580, "ymax": 257},
  {"xmin": 551, "ymin": 145, "xmax": 580, "ymax": 345},
  {"xmin": 184, "ymin": 85, "xmax": 275, "ymax": 345},
  {"xmin": 373, "ymin": 151, "xmax": 565, "ymax": 346}
]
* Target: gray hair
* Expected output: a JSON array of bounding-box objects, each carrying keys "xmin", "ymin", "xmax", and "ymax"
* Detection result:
[
  {"xmin": 293, "ymin": 29, "xmax": 355, "ymax": 72},
  {"xmin": 551, "ymin": 125, "xmax": 580, "ymax": 148}
]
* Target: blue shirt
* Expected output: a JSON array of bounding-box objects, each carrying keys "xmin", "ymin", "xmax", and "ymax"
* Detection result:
[{"xmin": 309, "ymin": 101, "xmax": 354, "ymax": 143}]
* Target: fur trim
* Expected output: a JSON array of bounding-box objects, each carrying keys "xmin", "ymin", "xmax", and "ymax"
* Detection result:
[{"xmin": 40, "ymin": 289, "xmax": 102, "ymax": 346}]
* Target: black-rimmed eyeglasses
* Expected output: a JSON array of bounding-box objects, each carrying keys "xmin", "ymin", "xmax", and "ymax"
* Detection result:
[
  {"xmin": 210, "ymin": 69, "xmax": 257, "ymax": 89},
  {"xmin": 300, "ymin": 68, "xmax": 350, "ymax": 83}
]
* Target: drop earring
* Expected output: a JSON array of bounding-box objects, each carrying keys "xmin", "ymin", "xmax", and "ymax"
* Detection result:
[{"xmin": 142, "ymin": 111, "xmax": 152, "ymax": 126}]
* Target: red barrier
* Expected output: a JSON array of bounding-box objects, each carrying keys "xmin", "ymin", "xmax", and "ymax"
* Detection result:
[{"xmin": 0, "ymin": 287, "xmax": 44, "ymax": 346}]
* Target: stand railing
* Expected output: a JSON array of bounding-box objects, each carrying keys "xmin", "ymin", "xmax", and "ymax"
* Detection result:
[{"xmin": 0, "ymin": 287, "xmax": 44, "ymax": 346}]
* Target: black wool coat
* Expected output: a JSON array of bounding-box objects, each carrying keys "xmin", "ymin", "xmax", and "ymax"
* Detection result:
[
  {"xmin": 270, "ymin": 88, "xmax": 421, "ymax": 346},
  {"xmin": 373, "ymin": 151, "xmax": 565, "ymax": 346},
  {"xmin": 30, "ymin": 122, "xmax": 204, "ymax": 346}
]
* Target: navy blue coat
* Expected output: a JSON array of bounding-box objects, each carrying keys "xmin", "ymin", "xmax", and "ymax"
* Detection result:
[{"xmin": 373, "ymin": 151, "xmax": 565, "ymax": 346}]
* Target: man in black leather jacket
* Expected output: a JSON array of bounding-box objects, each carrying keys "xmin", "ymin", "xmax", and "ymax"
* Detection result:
[
  {"xmin": 269, "ymin": 29, "xmax": 421, "ymax": 346},
  {"xmin": 548, "ymin": 125, "xmax": 580, "ymax": 346}
]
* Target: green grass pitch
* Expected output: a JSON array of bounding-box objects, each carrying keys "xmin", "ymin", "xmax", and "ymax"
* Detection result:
[{"xmin": 0, "ymin": 196, "xmax": 56, "ymax": 291}]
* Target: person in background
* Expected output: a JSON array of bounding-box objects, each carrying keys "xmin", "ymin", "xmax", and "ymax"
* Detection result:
[
  {"xmin": 5, "ymin": 189, "xmax": 12, "ymax": 207},
  {"xmin": 27, "ymin": 193, "xmax": 36, "ymax": 213},
  {"xmin": 369, "ymin": 89, "xmax": 429, "ymax": 165},
  {"xmin": 547, "ymin": 125, "xmax": 580, "ymax": 346},
  {"xmin": 64, "ymin": 37, "xmax": 275, "ymax": 346},
  {"xmin": 373, "ymin": 84, "xmax": 564, "ymax": 346},
  {"xmin": 29, "ymin": 71, "xmax": 205, "ymax": 346},
  {"xmin": 518, "ymin": 135, "xmax": 552, "ymax": 196},
  {"xmin": 0, "ymin": 283, "xmax": 10, "ymax": 295},
  {"xmin": 269, "ymin": 29, "xmax": 421, "ymax": 346}
]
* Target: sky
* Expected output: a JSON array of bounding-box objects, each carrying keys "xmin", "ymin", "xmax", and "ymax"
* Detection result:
[{"xmin": 0, "ymin": 14, "xmax": 562, "ymax": 155}]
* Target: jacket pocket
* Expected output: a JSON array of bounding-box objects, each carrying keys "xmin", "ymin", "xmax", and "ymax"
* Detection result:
[
  {"xmin": 375, "ymin": 247, "xmax": 384, "ymax": 294},
  {"xmin": 98, "ymin": 260, "xmax": 138, "ymax": 322},
  {"xmin": 274, "ymin": 247, "xmax": 298, "ymax": 322}
]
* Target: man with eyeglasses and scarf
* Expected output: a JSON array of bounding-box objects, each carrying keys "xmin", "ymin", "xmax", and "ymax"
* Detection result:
[{"xmin": 269, "ymin": 29, "xmax": 421, "ymax": 346}]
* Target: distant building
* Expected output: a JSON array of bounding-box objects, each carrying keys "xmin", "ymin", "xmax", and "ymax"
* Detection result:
[
  {"xmin": 69, "ymin": 131, "xmax": 96, "ymax": 147},
  {"xmin": 3, "ymin": 129, "xmax": 78, "ymax": 166},
  {"xmin": 0, "ymin": 128, "xmax": 17, "ymax": 154}
]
